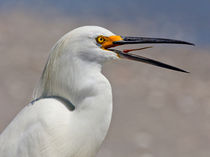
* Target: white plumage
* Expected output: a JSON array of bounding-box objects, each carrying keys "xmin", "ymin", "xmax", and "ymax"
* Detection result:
[
  {"xmin": 0, "ymin": 26, "xmax": 115, "ymax": 157},
  {"xmin": 0, "ymin": 25, "xmax": 192, "ymax": 157}
]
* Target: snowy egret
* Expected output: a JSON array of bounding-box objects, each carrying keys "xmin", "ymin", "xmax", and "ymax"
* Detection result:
[{"xmin": 0, "ymin": 26, "xmax": 193, "ymax": 157}]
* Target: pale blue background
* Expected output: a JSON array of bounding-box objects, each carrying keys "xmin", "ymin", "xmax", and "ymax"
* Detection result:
[{"xmin": 0, "ymin": 0, "xmax": 209, "ymax": 47}]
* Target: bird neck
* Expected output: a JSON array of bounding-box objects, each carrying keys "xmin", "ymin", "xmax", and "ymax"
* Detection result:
[{"xmin": 33, "ymin": 48, "xmax": 111, "ymax": 108}]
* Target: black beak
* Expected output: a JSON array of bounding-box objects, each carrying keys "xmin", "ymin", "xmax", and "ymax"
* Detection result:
[
  {"xmin": 109, "ymin": 49, "xmax": 189, "ymax": 73},
  {"xmin": 113, "ymin": 36, "xmax": 194, "ymax": 46},
  {"xmin": 109, "ymin": 36, "xmax": 194, "ymax": 73}
]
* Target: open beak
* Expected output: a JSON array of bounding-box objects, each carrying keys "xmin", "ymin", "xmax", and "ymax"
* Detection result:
[{"xmin": 104, "ymin": 36, "xmax": 194, "ymax": 73}]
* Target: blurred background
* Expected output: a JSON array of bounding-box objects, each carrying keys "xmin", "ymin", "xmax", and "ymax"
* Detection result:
[{"xmin": 0, "ymin": 0, "xmax": 210, "ymax": 157}]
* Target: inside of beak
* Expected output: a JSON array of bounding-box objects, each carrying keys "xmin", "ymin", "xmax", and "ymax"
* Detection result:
[
  {"xmin": 122, "ymin": 46, "xmax": 153, "ymax": 53},
  {"xmin": 105, "ymin": 35, "xmax": 194, "ymax": 73}
]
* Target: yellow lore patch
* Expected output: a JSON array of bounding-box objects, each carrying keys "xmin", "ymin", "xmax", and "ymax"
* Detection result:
[{"xmin": 96, "ymin": 35, "xmax": 123, "ymax": 49}]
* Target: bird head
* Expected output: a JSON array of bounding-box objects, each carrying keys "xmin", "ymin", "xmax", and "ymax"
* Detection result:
[
  {"xmin": 58, "ymin": 26, "xmax": 194, "ymax": 73},
  {"xmin": 33, "ymin": 26, "xmax": 194, "ymax": 99}
]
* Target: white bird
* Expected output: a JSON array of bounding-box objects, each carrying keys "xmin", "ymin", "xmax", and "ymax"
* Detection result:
[{"xmin": 0, "ymin": 26, "xmax": 193, "ymax": 157}]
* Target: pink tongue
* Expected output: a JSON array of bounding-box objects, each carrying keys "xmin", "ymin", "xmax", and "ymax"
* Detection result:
[{"xmin": 123, "ymin": 46, "xmax": 153, "ymax": 53}]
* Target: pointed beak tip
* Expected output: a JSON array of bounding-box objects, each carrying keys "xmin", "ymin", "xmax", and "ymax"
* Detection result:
[
  {"xmin": 181, "ymin": 70, "xmax": 190, "ymax": 74},
  {"xmin": 185, "ymin": 42, "xmax": 195, "ymax": 46}
]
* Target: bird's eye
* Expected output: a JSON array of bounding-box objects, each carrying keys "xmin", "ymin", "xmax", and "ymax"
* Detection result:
[{"xmin": 96, "ymin": 36, "xmax": 105, "ymax": 44}]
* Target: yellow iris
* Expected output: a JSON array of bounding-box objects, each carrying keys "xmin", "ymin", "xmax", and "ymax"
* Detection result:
[{"xmin": 96, "ymin": 36, "xmax": 105, "ymax": 44}]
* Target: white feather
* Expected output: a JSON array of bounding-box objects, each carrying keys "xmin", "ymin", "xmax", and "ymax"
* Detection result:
[{"xmin": 0, "ymin": 26, "xmax": 117, "ymax": 157}]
